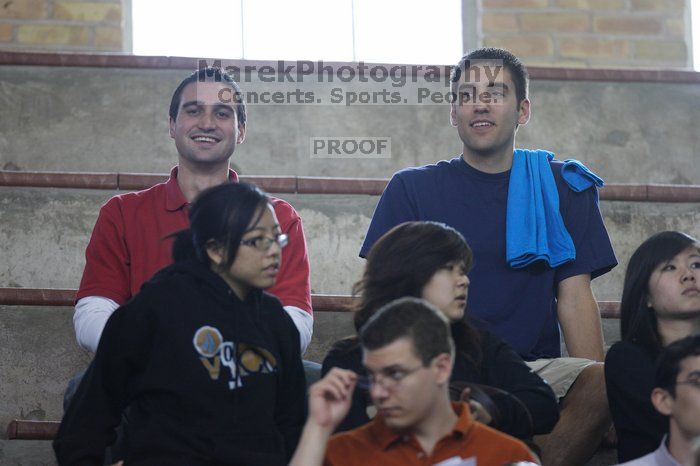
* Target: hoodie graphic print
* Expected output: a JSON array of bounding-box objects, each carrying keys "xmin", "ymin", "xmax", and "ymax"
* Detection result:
[{"xmin": 193, "ymin": 325, "xmax": 278, "ymax": 389}]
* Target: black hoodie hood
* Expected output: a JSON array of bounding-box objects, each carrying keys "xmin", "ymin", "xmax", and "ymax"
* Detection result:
[{"xmin": 149, "ymin": 259, "xmax": 263, "ymax": 310}]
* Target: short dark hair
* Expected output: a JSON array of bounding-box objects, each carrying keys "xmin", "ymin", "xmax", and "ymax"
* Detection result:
[
  {"xmin": 354, "ymin": 221, "xmax": 472, "ymax": 331},
  {"xmin": 655, "ymin": 334, "xmax": 700, "ymax": 396},
  {"xmin": 172, "ymin": 182, "xmax": 269, "ymax": 269},
  {"xmin": 360, "ymin": 297, "xmax": 454, "ymax": 366},
  {"xmin": 621, "ymin": 231, "xmax": 700, "ymax": 357},
  {"xmin": 451, "ymin": 47, "xmax": 529, "ymax": 105},
  {"xmin": 169, "ymin": 67, "xmax": 247, "ymax": 127},
  {"xmin": 353, "ymin": 221, "xmax": 481, "ymax": 369}
]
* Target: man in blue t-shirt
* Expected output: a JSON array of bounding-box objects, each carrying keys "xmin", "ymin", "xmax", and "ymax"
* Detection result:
[{"xmin": 361, "ymin": 48, "xmax": 617, "ymax": 466}]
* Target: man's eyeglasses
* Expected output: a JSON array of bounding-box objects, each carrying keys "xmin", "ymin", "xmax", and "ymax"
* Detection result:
[
  {"xmin": 356, "ymin": 365, "xmax": 424, "ymax": 391},
  {"xmin": 240, "ymin": 233, "xmax": 288, "ymax": 251},
  {"xmin": 675, "ymin": 377, "xmax": 700, "ymax": 390}
]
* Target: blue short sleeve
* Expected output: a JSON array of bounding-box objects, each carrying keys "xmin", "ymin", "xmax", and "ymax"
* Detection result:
[
  {"xmin": 360, "ymin": 173, "xmax": 418, "ymax": 258},
  {"xmin": 554, "ymin": 179, "xmax": 617, "ymax": 284}
]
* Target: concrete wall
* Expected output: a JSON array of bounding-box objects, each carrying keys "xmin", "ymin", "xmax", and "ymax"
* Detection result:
[
  {"xmin": 1, "ymin": 2, "xmax": 696, "ymax": 459},
  {"xmin": 3, "ymin": 186, "xmax": 700, "ymax": 299},
  {"xmin": 0, "ymin": 64, "xmax": 699, "ymax": 454},
  {"xmin": 0, "ymin": 301, "xmax": 354, "ymax": 458},
  {"xmin": 0, "ymin": 438, "xmax": 56, "ymax": 464},
  {"xmin": 0, "ymin": 298, "xmax": 620, "ymax": 466},
  {"xmin": 0, "ymin": 306, "xmax": 91, "ymax": 429},
  {"xmin": 0, "ymin": 66, "xmax": 699, "ymax": 184}
]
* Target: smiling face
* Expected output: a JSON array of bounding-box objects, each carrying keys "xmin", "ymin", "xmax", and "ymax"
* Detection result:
[
  {"xmin": 169, "ymin": 80, "xmax": 246, "ymax": 169},
  {"xmin": 420, "ymin": 262, "xmax": 470, "ymax": 322},
  {"xmin": 648, "ymin": 246, "xmax": 700, "ymax": 318},
  {"xmin": 362, "ymin": 337, "xmax": 450, "ymax": 432},
  {"xmin": 208, "ymin": 204, "xmax": 281, "ymax": 300},
  {"xmin": 450, "ymin": 64, "xmax": 530, "ymax": 167}
]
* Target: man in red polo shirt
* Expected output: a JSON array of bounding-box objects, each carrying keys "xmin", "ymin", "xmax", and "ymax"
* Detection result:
[
  {"xmin": 290, "ymin": 298, "xmax": 537, "ymax": 466},
  {"xmin": 73, "ymin": 67, "xmax": 312, "ymax": 355}
]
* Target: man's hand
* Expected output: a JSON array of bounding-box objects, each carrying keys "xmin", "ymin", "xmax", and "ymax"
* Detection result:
[
  {"xmin": 290, "ymin": 368, "xmax": 358, "ymax": 466},
  {"xmin": 308, "ymin": 368, "xmax": 357, "ymax": 430}
]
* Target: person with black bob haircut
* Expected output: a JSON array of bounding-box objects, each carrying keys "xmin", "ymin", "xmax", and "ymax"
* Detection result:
[
  {"xmin": 323, "ymin": 221, "xmax": 559, "ymax": 440},
  {"xmin": 54, "ymin": 182, "xmax": 306, "ymax": 466},
  {"xmin": 606, "ymin": 231, "xmax": 700, "ymax": 462}
]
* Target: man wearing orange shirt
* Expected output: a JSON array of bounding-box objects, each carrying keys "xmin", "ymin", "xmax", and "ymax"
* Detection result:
[{"xmin": 291, "ymin": 297, "xmax": 538, "ymax": 466}]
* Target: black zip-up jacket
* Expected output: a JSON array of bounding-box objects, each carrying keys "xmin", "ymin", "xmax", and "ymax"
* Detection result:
[
  {"xmin": 605, "ymin": 340, "xmax": 668, "ymax": 462},
  {"xmin": 54, "ymin": 260, "xmax": 305, "ymax": 466}
]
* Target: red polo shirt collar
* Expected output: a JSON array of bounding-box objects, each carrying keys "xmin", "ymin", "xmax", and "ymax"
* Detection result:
[
  {"xmin": 164, "ymin": 166, "xmax": 240, "ymax": 212},
  {"xmin": 371, "ymin": 402, "xmax": 473, "ymax": 451}
]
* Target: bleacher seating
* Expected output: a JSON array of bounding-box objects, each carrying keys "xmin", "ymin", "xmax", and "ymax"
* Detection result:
[{"xmin": 2, "ymin": 52, "xmax": 699, "ymax": 466}]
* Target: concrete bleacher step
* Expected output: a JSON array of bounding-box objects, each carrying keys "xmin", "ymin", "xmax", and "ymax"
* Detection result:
[
  {"xmin": 1, "ymin": 172, "xmax": 699, "ymax": 449},
  {"xmin": 1, "ymin": 55, "xmax": 698, "ymax": 466},
  {"xmin": 2, "ymin": 421, "xmax": 619, "ymax": 466},
  {"xmin": 2, "ymin": 180, "xmax": 699, "ymax": 300},
  {"xmin": 0, "ymin": 428, "xmax": 621, "ymax": 466},
  {"xmin": 0, "ymin": 439, "xmax": 56, "ymax": 465},
  {"xmin": 0, "ymin": 292, "xmax": 358, "ymax": 441},
  {"xmin": 2, "ymin": 57, "xmax": 699, "ymax": 187}
]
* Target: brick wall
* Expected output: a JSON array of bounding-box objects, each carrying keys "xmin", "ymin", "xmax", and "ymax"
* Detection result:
[
  {"xmin": 481, "ymin": 0, "xmax": 691, "ymax": 68},
  {"xmin": 0, "ymin": 0, "xmax": 123, "ymax": 52},
  {"xmin": 0, "ymin": 0, "xmax": 692, "ymax": 69}
]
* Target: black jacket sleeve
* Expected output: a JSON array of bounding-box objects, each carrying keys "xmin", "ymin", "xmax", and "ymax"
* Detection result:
[
  {"xmin": 479, "ymin": 331, "xmax": 560, "ymax": 438},
  {"xmin": 272, "ymin": 304, "xmax": 307, "ymax": 460},
  {"xmin": 605, "ymin": 341, "xmax": 667, "ymax": 462},
  {"xmin": 321, "ymin": 340, "xmax": 371, "ymax": 432},
  {"xmin": 53, "ymin": 294, "xmax": 155, "ymax": 465}
]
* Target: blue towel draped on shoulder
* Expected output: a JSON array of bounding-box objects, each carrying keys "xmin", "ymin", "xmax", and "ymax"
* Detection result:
[
  {"xmin": 561, "ymin": 159, "xmax": 604, "ymax": 192},
  {"xmin": 506, "ymin": 149, "xmax": 603, "ymax": 269}
]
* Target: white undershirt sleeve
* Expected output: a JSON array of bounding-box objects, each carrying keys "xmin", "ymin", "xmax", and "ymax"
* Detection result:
[
  {"xmin": 73, "ymin": 296, "xmax": 120, "ymax": 353},
  {"xmin": 283, "ymin": 305, "xmax": 313, "ymax": 355},
  {"xmin": 76, "ymin": 299, "xmax": 313, "ymax": 356}
]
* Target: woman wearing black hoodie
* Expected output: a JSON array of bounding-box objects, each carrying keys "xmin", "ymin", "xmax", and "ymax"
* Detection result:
[{"xmin": 54, "ymin": 183, "xmax": 306, "ymax": 466}]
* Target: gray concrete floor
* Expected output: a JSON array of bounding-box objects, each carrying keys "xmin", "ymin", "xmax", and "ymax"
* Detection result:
[
  {"xmin": 0, "ymin": 440, "xmax": 56, "ymax": 465},
  {"xmin": 0, "ymin": 440, "xmax": 619, "ymax": 466}
]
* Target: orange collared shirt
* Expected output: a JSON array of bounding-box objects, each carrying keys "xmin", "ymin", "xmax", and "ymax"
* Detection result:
[{"xmin": 324, "ymin": 402, "xmax": 537, "ymax": 466}]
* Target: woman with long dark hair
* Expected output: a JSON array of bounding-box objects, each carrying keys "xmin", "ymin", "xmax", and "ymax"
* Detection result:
[
  {"xmin": 54, "ymin": 183, "xmax": 305, "ymax": 466},
  {"xmin": 322, "ymin": 221, "xmax": 559, "ymax": 440},
  {"xmin": 606, "ymin": 231, "xmax": 700, "ymax": 463}
]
